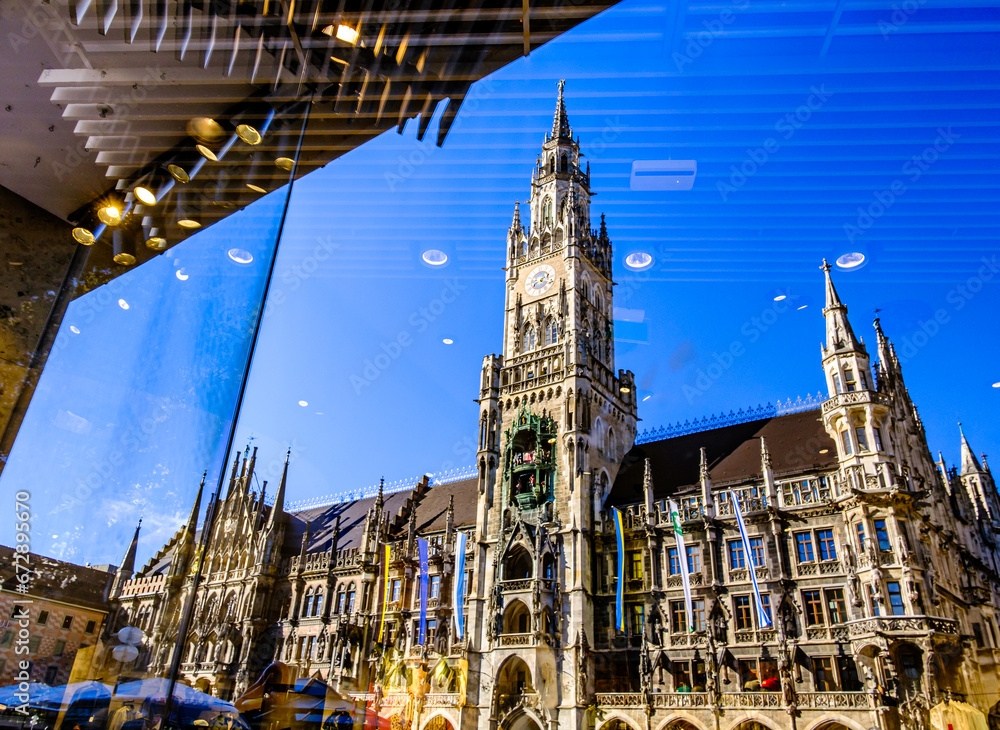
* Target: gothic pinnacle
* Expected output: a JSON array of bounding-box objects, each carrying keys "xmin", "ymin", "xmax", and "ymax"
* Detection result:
[{"xmin": 552, "ymin": 79, "xmax": 571, "ymax": 139}]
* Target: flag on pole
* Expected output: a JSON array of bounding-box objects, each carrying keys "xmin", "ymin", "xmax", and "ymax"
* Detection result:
[
  {"xmin": 612, "ymin": 507, "xmax": 626, "ymax": 632},
  {"xmin": 453, "ymin": 532, "xmax": 468, "ymax": 640},
  {"xmin": 668, "ymin": 499, "xmax": 695, "ymax": 633},
  {"xmin": 728, "ymin": 489, "xmax": 773, "ymax": 627},
  {"xmin": 377, "ymin": 544, "xmax": 391, "ymax": 643},
  {"xmin": 418, "ymin": 538, "xmax": 429, "ymax": 644}
]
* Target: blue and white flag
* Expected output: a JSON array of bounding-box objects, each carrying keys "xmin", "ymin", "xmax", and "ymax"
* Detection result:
[
  {"xmin": 418, "ymin": 538, "xmax": 429, "ymax": 644},
  {"xmin": 728, "ymin": 489, "xmax": 772, "ymax": 628},
  {"xmin": 668, "ymin": 499, "xmax": 694, "ymax": 633},
  {"xmin": 452, "ymin": 532, "xmax": 468, "ymax": 640},
  {"xmin": 612, "ymin": 507, "xmax": 626, "ymax": 632}
]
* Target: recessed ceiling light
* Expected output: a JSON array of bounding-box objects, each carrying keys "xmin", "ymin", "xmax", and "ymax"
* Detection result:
[
  {"xmin": 836, "ymin": 252, "xmax": 866, "ymax": 269},
  {"xmin": 442, "ymin": 338, "xmax": 454, "ymax": 345},
  {"xmin": 118, "ymin": 299, "xmax": 129, "ymax": 310},
  {"xmin": 146, "ymin": 236, "xmax": 168, "ymax": 251},
  {"xmin": 332, "ymin": 23, "xmax": 358, "ymax": 45},
  {"xmin": 98, "ymin": 205, "xmax": 122, "ymax": 226},
  {"xmin": 298, "ymin": 400, "xmax": 309, "ymax": 407},
  {"xmin": 797, "ymin": 305, "xmax": 808, "ymax": 310},
  {"xmin": 275, "ymin": 157, "xmax": 295, "ymax": 171},
  {"xmin": 228, "ymin": 248, "xmax": 254, "ymax": 265},
  {"xmin": 176, "ymin": 269, "xmax": 189, "ymax": 281},
  {"xmin": 422, "ymin": 249, "xmax": 448, "ymax": 266},
  {"xmin": 247, "ymin": 183, "xmax": 267, "ymax": 194},
  {"xmin": 773, "ymin": 294, "xmax": 786, "ymax": 302},
  {"xmin": 620, "ymin": 386, "xmax": 631, "ymax": 393},
  {"xmin": 993, "ymin": 382, "xmax": 1000, "ymax": 388},
  {"xmin": 72, "ymin": 227, "xmax": 96, "ymax": 245},
  {"xmin": 167, "ymin": 164, "xmax": 190, "ymax": 184},
  {"xmin": 178, "ymin": 219, "xmax": 201, "ymax": 229},
  {"xmin": 69, "ymin": 326, "xmax": 80, "ymax": 334},
  {"xmin": 196, "ymin": 144, "xmax": 219, "ymax": 162},
  {"xmin": 624, "ymin": 252, "xmax": 654, "ymax": 271},
  {"xmin": 819, "ymin": 448, "xmax": 829, "ymax": 454},
  {"xmin": 134, "ymin": 186, "xmax": 157, "ymax": 206}
]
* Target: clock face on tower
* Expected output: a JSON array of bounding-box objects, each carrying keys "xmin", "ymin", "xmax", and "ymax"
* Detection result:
[{"xmin": 525, "ymin": 264, "xmax": 556, "ymax": 296}]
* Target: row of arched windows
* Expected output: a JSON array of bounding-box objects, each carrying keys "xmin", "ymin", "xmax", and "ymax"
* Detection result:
[{"xmin": 299, "ymin": 583, "xmax": 356, "ymax": 618}]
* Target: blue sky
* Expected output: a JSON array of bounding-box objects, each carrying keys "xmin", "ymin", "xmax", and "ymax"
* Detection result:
[{"xmin": 3, "ymin": 0, "xmax": 998, "ymax": 567}]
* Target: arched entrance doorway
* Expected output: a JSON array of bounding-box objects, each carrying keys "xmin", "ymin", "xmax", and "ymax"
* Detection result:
[
  {"xmin": 598, "ymin": 720, "xmax": 637, "ymax": 730},
  {"xmin": 494, "ymin": 657, "xmax": 540, "ymax": 730},
  {"xmin": 423, "ymin": 716, "xmax": 455, "ymax": 730},
  {"xmin": 662, "ymin": 722, "xmax": 701, "ymax": 730}
]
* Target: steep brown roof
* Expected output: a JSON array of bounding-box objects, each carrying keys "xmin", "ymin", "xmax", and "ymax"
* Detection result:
[
  {"xmin": 0, "ymin": 546, "xmax": 114, "ymax": 612},
  {"xmin": 288, "ymin": 477, "xmax": 478, "ymax": 553},
  {"xmin": 609, "ymin": 409, "xmax": 837, "ymax": 505}
]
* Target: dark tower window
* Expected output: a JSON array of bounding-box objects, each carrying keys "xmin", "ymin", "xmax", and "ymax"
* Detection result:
[{"xmin": 504, "ymin": 547, "xmax": 533, "ymax": 580}]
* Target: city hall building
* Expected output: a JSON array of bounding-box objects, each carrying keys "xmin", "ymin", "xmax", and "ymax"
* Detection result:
[{"xmin": 102, "ymin": 86, "xmax": 1000, "ymax": 730}]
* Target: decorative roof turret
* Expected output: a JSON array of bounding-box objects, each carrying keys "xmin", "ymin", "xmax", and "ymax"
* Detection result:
[{"xmin": 821, "ymin": 259, "xmax": 864, "ymax": 356}]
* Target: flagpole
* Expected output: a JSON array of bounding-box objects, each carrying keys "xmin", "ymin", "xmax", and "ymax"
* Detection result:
[{"xmin": 728, "ymin": 490, "xmax": 773, "ymax": 628}]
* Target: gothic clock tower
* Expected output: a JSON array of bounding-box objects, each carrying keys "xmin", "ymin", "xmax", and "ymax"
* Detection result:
[{"xmin": 465, "ymin": 81, "xmax": 637, "ymax": 730}]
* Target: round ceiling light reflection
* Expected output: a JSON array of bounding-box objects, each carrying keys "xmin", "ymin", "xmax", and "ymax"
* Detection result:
[
  {"xmin": 247, "ymin": 183, "xmax": 267, "ymax": 194},
  {"xmin": 442, "ymin": 338, "xmax": 454, "ymax": 345},
  {"xmin": 773, "ymin": 294, "xmax": 786, "ymax": 302},
  {"xmin": 228, "ymin": 248, "xmax": 254, "ymax": 265},
  {"xmin": 836, "ymin": 252, "xmax": 866, "ymax": 269},
  {"xmin": 176, "ymin": 269, "xmax": 190, "ymax": 281},
  {"xmin": 167, "ymin": 164, "xmax": 190, "ymax": 184},
  {"xmin": 118, "ymin": 299, "xmax": 130, "ymax": 310},
  {"xmin": 298, "ymin": 400, "xmax": 309, "ymax": 407},
  {"xmin": 72, "ymin": 227, "xmax": 96, "ymax": 245},
  {"xmin": 993, "ymin": 382, "xmax": 1000, "ymax": 388},
  {"xmin": 69, "ymin": 326, "xmax": 80, "ymax": 334},
  {"xmin": 187, "ymin": 117, "xmax": 225, "ymax": 143},
  {"xmin": 146, "ymin": 236, "xmax": 168, "ymax": 251},
  {"xmin": 178, "ymin": 219, "xmax": 201, "ymax": 229},
  {"xmin": 275, "ymin": 157, "xmax": 295, "ymax": 171},
  {"xmin": 624, "ymin": 252, "xmax": 654, "ymax": 271},
  {"xmin": 422, "ymin": 249, "xmax": 448, "ymax": 267},
  {"xmin": 236, "ymin": 124, "xmax": 263, "ymax": 145}
]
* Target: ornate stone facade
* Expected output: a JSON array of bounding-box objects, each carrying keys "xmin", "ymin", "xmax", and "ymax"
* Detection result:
[{"xmin": 108, "ymin": 84, "xmax": 1000, "ymax": 730}]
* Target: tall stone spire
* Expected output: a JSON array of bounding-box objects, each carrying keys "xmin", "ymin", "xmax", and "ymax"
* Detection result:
[
  {"xmin": 821, "ymin": 259, "xmax": 863, "ymax": 355},
  {"xmin": 551, "ymin": 79, "xmax": 571, "ymax": 139},
  {"xmin": 268, "ymin": 448, "xmax": 291, "ymax": 528},
  {"xmin": 186, "ymin": 472, "xmax": 206, "ymax": 537},
  {"xmin": 510, "ymin": 201, "xmax": 522, "ymax": 233},
  {"xmin": 111, "ymin": 520, "xmax": 141, "ymax": 599},
  {"xmin": 960, "ymin": 423, "xmax": 985, "ymax": 475}
]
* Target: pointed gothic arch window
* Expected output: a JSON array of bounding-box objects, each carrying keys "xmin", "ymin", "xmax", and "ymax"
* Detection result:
[
  {"xmin": 336, "ymin": 585, "xmax": 346, "ymax": 614},
  {"xmin": 524, "ymin": 325, "xmax": 536, "ymax": 352},
  {"xmin": 543, "ymin": 554, "xmax": 556, "ymax": 580},
  {"xmin": 304, "ymin": 588, "xmax": 314, "ymax": 618},
  {"xmin": 545, "ymin": 317, "xmax": 558, "ymax": 346},
  {"xmin": 608, "ymin": 428, "xmax": 616, "ymax": 461},
  {"xmin": 542, "ymin": 197, "xmax": 553, "ymax": 228},
  {"xmin": 560, "ymin": 154, "xmax": 568, "ymax": 173},
  {"xmin": 548, "ymin": 156, "xmax": 555, "ymax": 174},
  {"xmin": 346, "ymin": 583, "xmax": 357, "ymax": 613},
  {"xmin": 314, "ymin": 590, "xmax": 323, "ymax": 617}
]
